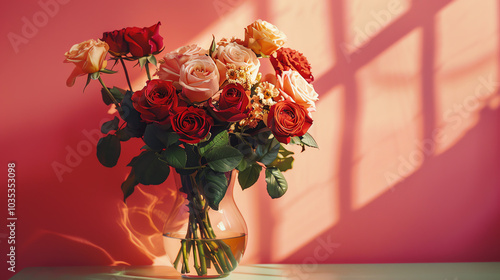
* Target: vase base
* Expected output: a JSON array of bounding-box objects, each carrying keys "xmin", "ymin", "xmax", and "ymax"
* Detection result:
[{"xmin": 181, "ymin": 274, "xmax": 229, "ymax": 279}]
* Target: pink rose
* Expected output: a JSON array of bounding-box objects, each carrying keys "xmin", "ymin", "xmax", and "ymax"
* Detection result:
[
  {"xmin": 178, "ymin": 56, "xmax": 220, "ymax": 103},
  {"xmin": 277, "ymin": 70, "xmax": 319, "ymax": 112},
  {"xmin": 211, "ymin": 42, "xmax": 260, "ymax": 85},
  {"xmin": 156, "ymin": 44, "xmax": 206, "ymax": 83}
]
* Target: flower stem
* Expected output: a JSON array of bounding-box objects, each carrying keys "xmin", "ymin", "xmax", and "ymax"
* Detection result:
[
  {"xmin": 175, "ymin": 173, "xmax": 238, "ymax": 276},
  {"xmin": 119, "ymin": 57, "xmax": 133, "ymax": 92},
  {"xmin": 181, "ymin": 240, "xmax": 190, "ymax": 273},
  {"xmin": 145, "ymin": 61, "xmax": 152, "ymax": 81},
  {"xmin": 98, "ymin": 77, "xmax": 120, "ymax": 107}
]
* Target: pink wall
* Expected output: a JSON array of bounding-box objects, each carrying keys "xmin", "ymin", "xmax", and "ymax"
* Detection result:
[{"xmin": 1, "ymin": 0, "xmax": 500, "ymax": 278}]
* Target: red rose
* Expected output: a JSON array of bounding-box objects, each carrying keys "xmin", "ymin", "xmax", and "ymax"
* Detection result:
[
  {"xmin": 101, "ymin": 28, "xmax": 129, "ymax": 56},
  {"xmin": 209, "ymin": 84, "xmax": 250, "ymax": 122},
  {"xmin": 270, "ymin": 48, "xmax": 314, "ymax": 83},
  {"xmin": 171, "ymin": 107, "xmax": 213, "ymax": 144},
  {"xmin": 267, "ymin": 100, "xmax": 313, "ymax": 144},
  {"xmin": 131, "ymin": 79, "xmax": 178, "ymax": 125},
  {"xmin": 124, "ymin": 22, "xmax": 164, "ymax": 57}
]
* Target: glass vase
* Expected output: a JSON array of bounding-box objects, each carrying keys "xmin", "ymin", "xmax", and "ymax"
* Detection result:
[{"xmin": 163, "ymin": 169, "xmax": 248, "ymax": 278}]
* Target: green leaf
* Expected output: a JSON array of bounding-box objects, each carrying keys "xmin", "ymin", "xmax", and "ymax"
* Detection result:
[
  {"xmin": 129, "ymin": 151, "xmax": 170, "ymax": 185},
  {"xmin": 161, "ymin": 146, "xmax": 187, "ymax": 169},
  {"xmin": 83, "ymin": 74, "xmax": 92, "ymax": 92},
  {"xmin": 236, "ymin": 158, "xmax": 248, "ymax": 171},
  {"xmin": 201, "ymin": 169, "xmax": 228, "ymax": 210},
  {"xmin": 175, "ymin": 144, "xmax": 201, "ymax": 175},
  {"xmin": 96, "ymin": 134, "xmax": 121, "ymax": 167},
  {"xmin": 279, "ymin": 144, "xmax": 294, "ymax": 157},
  {"xmin": 265, "ymin": 168, "xmax": 288, "ymax": 199},
  {"xmin": 238, "ymin": 163, "xmax": 262, "ymax": 190},
  {"xmin": 147, "ymin": 55, "xmax": 157, "ymax": 67},
  {"xmin": 289, "ymin": 136, "xmax": 302, "ymax": 145},
  {"xmin": 99, "ymin": 68, "xmax": 118, "ymax": 74},
  {"xmin": 143, "ymin": 124, "xmax": 180, "ymax": 150},
  {"xmin": 209, "ymin": 35, "xmax": 216, "ymax": 57},
  {"xmin": 116, "ymin": 129, "xmax": 131, "ymax": 142},
  {"xmin": 300, "ymin": 132, "xmax": 319, "ymax": 148},
  {"xmin": 268, "ymin": 144, "xmax": 294, "ymax": 171},
  {"xmin": 199, "ymin": 131, "xmax": 229, "ymax": 156},
  {"xmin": 269, "ymin": 156, "xmax": 294, "ymax": 172},
  {"xmin": 257, "ymin": 138, "xmax": 280, "ymax": 165},
  {"xmin": 101, "ymin": 116, "xmax": 119, "ymax": 134},
  {"xmin": 121, "ymin": 171, "xmax": 139, "ymax": 202},
  {"xmin": 101, "ymin": 86, "xmax": 124, "ymax": 105},
  {"xmin": 205, "ymin": 146, "xmax": 243, "ymax": 173},
  {"xmin": 138, "ymin": 56, "xmax": 148, "ymax": 68}
]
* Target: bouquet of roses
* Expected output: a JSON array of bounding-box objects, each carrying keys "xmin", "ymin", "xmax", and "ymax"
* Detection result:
[{"xmin": 64, "ymin": 20, "xmax": 319, "ymax": 277}]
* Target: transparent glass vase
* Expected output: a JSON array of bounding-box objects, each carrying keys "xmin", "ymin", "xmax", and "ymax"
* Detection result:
[{"xmin": 163, "ymin": 169, "xmax": 248, "ymax": 278}]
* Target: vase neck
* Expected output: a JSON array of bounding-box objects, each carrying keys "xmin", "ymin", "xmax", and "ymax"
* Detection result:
[{"xmin": 173, "ymin": 169, "xmax": 237, "ymax": 201}]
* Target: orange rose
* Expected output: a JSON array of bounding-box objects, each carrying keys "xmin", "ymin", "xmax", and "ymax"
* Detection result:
[
  {"xmin": 64, "ymin": 39, "xmax": 109, "ymax": 87},
  {"xmin": 178, "ymin": 55, "xmax": 220, "ymax": 103},
  {"xmin": 244, "ymin": 20, "xmax": 287, "ymax": 56},
  {"xmin": 277, "ymin": 70, "xmax": 319, "ymax": 112},
  {"xmin": 267, "ymin": 100, "xmax": 313, "ymax": 144}
]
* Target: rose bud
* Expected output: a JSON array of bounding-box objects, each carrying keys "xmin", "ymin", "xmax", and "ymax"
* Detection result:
[
  {"xmin": 171, "ymin": 107, "xmax": 214, "ymax": 144},
  {"xmin": 271, "ymin": 48, "xmax": 314, "ymax": 83},
  {"xmin": 64, "ymin": 39, "xmax": 109, "ymax": 87},
  {"xmin": 209, "ymin": 83, "xmax": 250, "ymax": 122},
  {"xmin": 131, "ymin": 79, "xmax": 178, "ymax": 125},
  {"xmin": 124, "ymin": 22, "xmax": 163, "ymax": 57},
  {"xmin": 267, "ymin": 100, "xmax": 313, "ymax": 144},
  {"xmin": 101, "ymin": 28, "xmax": 129, "ymax": 56}
]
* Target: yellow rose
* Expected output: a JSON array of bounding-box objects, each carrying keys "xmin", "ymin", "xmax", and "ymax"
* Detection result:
[
  {"xmin": 64, "ymin": 39, "xmax": 109, "ymax": 87},
  {"xmin": 277, "ymin": 70, "xmax": 319, "ymax": 112},
  {"xmin": 244, "ymin": 20, "xmax": 287, "ymax": 56}
]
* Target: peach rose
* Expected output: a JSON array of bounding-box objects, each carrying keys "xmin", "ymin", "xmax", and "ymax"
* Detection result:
[
  {"xmin": 244, "ymin": 20, "xmax": 287, "ymax": 56},
  {"xmin": 156, "ymin": 44, "xmax": 206, "ymax": 84},
  {"xmin": 179, "ymin": 55, "xmax": 220, "ymax": 103},
  {"xmin": 64, "ymin": 39, "xmax": 109, "ymax": 87},
  {"xmin": 277, "ymin": 70, "xmax": 319, "ymax": 112},
  {"xmin": 212, "ymin": 42, "xmax": 260, "ymax": 85}
]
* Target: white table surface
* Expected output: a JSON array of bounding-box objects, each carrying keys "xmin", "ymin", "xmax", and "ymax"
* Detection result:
[{"xmin": 10, "ymin": 263, "xmax": 500, "ymax": 280}]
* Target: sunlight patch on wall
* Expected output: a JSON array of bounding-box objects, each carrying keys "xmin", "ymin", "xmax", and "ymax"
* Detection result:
[
  {"xmin": 270, "ymin": 0, "xmax": 336, "ymax": 79},
  {"xmin": 433, "ymin": 0, "xmax": 499, "ymax": 156},
  {"xmin": 352, "ymin": 28, "xmax": 423, "ymax": 210},
  {"xmin": 270, "ymin": 85, "xmax": 344, "ymax": 261},
  {"xmin": 344, "ymin": 0, "xmax": 410, "ymax": 59}
]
